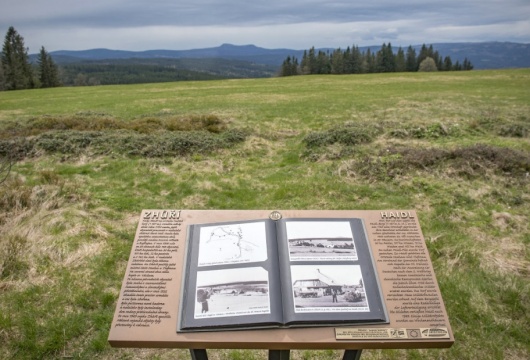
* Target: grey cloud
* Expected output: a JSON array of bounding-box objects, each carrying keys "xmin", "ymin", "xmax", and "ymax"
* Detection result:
[
  {"xmin": 8, "ymin": 0, "xmax": 525, "ymax": 28},
  {"xmin": 1, "ymin": 0, "xmax": 528, "ymax": 52}
]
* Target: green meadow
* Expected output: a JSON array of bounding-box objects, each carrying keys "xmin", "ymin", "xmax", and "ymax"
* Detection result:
[{"xmin": 0, "ymin": 69, "xmax": 529, "ymax": 359}]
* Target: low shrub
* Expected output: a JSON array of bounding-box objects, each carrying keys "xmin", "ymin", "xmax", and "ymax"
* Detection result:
[
  {"xmin": 346, "ymin": 144, "xmax": 530, "ymax": 181},
  {"xmin": 0, "ymin": 114, "xmax": 244, "ymax": 159},
  {"xmin": 303, "ymin": 122, "xmax": 381, "ymax": 148},
  {"xmin": 389, "ymin": 122, "xmax": 453, "ymax": 139},
  {"xmin": 0, "ymin": 113, "xmax": 228, "ymax": 138},
  {"xmin": 6, "ymin": 129, "xmax": 247, "ymax": 159},
  {"xmin": 498, "ymin": 123, "xmax": 528, "ymax": 138}
]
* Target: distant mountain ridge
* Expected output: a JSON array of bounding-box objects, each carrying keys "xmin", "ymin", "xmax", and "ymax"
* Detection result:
[{"xmin": 46, "ymin": 42, "xmax": 530, "ymax": 70}]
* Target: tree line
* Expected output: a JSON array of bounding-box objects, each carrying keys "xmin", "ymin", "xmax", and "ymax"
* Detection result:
[
  {"xmin": 279, "ymin": 43, "xmax": 473, "ymax": 76},
  {"xmin": 1, "ymin": 27, "xmax": 61, "ymax": 90},
  {"xmin": 60, "ymin": 62, "xmax": 225, "ymax": 86},
  {"xmin": 1, "ymin": 26, "xmax": 475, "ymax": 90}
]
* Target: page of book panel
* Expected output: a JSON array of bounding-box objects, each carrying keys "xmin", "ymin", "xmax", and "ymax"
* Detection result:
[
  {"xmin": 276, "ymin": 218, "xmax": 388, "ymax": 326},
  {"xmin": 178, "ymin": 219, "xmax": 284, "ymax": 332}
]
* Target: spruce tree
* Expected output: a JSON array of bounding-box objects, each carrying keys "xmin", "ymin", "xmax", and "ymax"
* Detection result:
[
  {"xmin": 363, "ymin": 48, "xmax": 375, "ymax": 73},
  {"xmin": 416, "ymin": 44, "xmax": 430, "ymax": 70},
  {"xmin": 462, "ymin": 58, "xmax": 474, "ymax": 70},
  {"xmin": 350, "ymin": 46, "xmax": 362, "ymax": 74},
  {"xmin": 38, "ymin": 46, "xmax": 61, "ymax": 88},
  {"xmin": 331, "ymin": 48, "xmax": 344, "ymax": 74},
  {"xmin": 300, "ymin": 50, "xmax": 309, "ymax": 75},
  {"xmin": 1, "ymin": 26, "xmax": 34, "ymax": 90},
  {"xmin": 405, "ymin": 46, "xmax": 417, "ymax": 72},
  {"xmin": 395, "ymin": 47, "xmax": 406, "ymax": 72},
  {"xmin": 0, "ymin": 60, "xmax": 5, "ymax": 90},
  {"xmin": 307, "ymin": 47, "xmax": 317, "ymax": 74},
  {"xmin": 316, "ymin": 50, "xmax": 330, "ymax": 74},
  {"xmin": 443, "ymin": 56, "xmax": 453, "ymax": 71}
]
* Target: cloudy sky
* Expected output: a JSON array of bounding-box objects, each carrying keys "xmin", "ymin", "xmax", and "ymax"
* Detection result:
[{"xmin": 2, "ymin": 0, "xmax": 529, "ymax": 53}]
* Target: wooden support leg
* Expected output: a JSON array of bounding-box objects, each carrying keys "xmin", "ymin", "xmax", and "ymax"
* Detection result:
[
  {"xmin": 343, "ymin": 349, "xmax": 362, "ymax": 360},
  {"xmin": 269, "ymin": 349, "xmax": 290, "ymax": 360},
  {"xmin": 189, "ymin": 349, "xmax": 208, "ymax": 360}
]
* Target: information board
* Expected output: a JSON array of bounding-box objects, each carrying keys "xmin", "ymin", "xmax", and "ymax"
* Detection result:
[{"xmin": 108, "ymin": 210, "xmax": 453, "ymax": 350}]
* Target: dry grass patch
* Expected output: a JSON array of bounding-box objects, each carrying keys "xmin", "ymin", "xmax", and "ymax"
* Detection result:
[
  {"xmin": 467, "ymin": 224, "xmax": 529, "ymax": 276},
  {"xmin": 181, "ymin": 194, "xmax": 209, "ymax": 208},
  {"xmin": 63, "ymin": 241, "xmax": 105, "ymax": 267}
]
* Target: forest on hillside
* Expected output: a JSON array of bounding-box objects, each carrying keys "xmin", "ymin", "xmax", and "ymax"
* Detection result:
[
  {"xmin": 2, "ymin": 26, "xmax": 475, "ymax": 90},
  {"xmin": 279, "ymin": 43, "xmax": 473, "ymax": 76}
]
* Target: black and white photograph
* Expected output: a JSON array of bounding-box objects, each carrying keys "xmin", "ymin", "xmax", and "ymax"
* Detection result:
[
  {"xmin": 286, "ymin": 221, "xmax": 357, "ymax": 261},
  {"xmin": 194, "ymin": 267, "xmax": 271, "ymax": 319},
  {"xmin": 290, "ymin": 265, "xmax": 369, "ymax": 313},
  {"xmin": 198, "ymin": 221, "xmax": 268, "ymax": 266}
]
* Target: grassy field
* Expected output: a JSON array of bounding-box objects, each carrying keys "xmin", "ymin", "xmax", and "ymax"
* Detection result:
[{"xmin": 0, "ymin": 69, "xmax": 529, "ymax": 360}]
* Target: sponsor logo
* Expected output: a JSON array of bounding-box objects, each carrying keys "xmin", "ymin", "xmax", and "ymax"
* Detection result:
[
  {"xmin": 390, "ymin": 328, "xmax": 408, "ymax": 338},
  {"xmin": 421, "ymin": 328, "xmax": 449, "ymax": 338}
]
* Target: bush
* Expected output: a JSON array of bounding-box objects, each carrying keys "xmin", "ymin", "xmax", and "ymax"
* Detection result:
[
  {"xmin": 0, "ymin": 113, "xmax": 228, "ymax": 138},
  {"xmin": 346, "ymin": 144, "xmax": 530, "ymax": 181},
  {"xmin": 303, "ymin": 123, "xmax": 381, "ymax": 148},
  {"xmin": 389, "ymin": 123, "xmax": 451, "ymax": 139},
  {"xmin": 0, "ymin": 114, "xmax": 244, "ymax": 159},
  {"xmin": 418, "ymin": 57, "xmax": 438, "ymax": 72},
  {"xmin": 499, "ymin": 123, "xmax": 528, "ymax": 138}
]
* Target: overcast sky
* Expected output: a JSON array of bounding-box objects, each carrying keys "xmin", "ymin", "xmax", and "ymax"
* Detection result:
[{"xmin": 2, "ymin": 0, "xmax": 529, "ymax": 53}]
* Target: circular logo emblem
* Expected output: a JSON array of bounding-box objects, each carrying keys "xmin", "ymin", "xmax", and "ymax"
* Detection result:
[{"xmin": 269, "ymin": 211, "xmax": 282, "ymax": 221}]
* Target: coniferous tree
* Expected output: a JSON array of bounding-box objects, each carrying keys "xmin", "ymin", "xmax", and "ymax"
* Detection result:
[
  {"xmin": 416, "ymin": 44, "xmax": 431, "ymax": 70},
  {"xmin": 376, "ymin": 43, "xmax": 396, "ymax": 73},
  {"xmin": 307, "ymin": 47, "xmax": 317, "ymax": 74},
  {"xmin": 280, "ymin": 57, "xmax": 292, "ymax": 76},
  {"xmin": 0, "ymin": 60, "xmax": 5, "ymax": 90},
  {"xmin": 292, "ymin": 57, "xmax": 300, "ymax": 75},
  {"xmin": 443, "ymin": 56, "xmax": 453, "ymax": 71},
  {"xmin": 300, "ymin": 50, "xmax": 309, "ymax": 75},
  {"xmin": 363, "ymin": 48, "xmax": 375, "ymax": 73},
  {"xmin": 1, "ymin": 26, "xmax": 35, "ymax": 90},
  {"xmin": 351, "ymin": 46, "xmax": 363, "ymax": 74},
  {"xmin": 316, "ymin": 50, "xmax": 330, "ymax": 74},
  {"xmin": 395, "ymin": 47, "xmax": 406, "ymax": 72},
  {"xmin": 37, "ymin": 46, "xmax": 61, "ymax": 88},
  {"xmin": 405, "ymin": 46, "xmax": 417, "ymax": 72},
  {"xmin": 342, "ymin": 47, "xmax": 352, "ymax": 74},
  {"xmin": 331, "ymin": 48, "xmax": 344, "ymax": 74},
  {"xmin": 432, "ymin": 50, "xmax": 441, "ymax": 66},
  {"xmin": 463, "ymin": 58, "xmax": 474, "ymax": 70}
]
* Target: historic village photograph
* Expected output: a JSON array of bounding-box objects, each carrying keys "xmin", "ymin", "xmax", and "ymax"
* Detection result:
[
  {"xmin": 290, "ymin": 265, "xmax": 369, "ymax": 312},
  {"xmin": 194, "ymin": 267, "xmax": 271, "ymax": 319},
  {"xmin": 286, "ymin": 221, "xmax": 357, "ymax": 261}
]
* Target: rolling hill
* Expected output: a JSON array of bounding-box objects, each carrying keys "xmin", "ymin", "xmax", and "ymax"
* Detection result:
[{"xmin": 46, "ymin": 42, "xmax": 530, "ymax": 70}]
